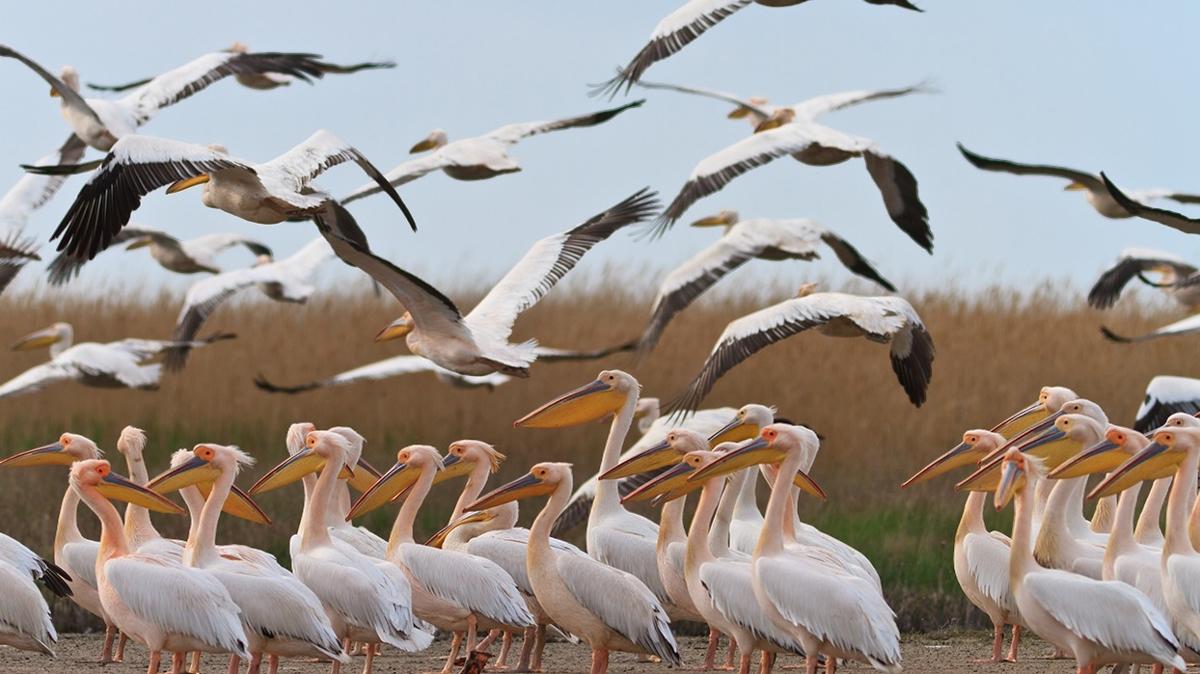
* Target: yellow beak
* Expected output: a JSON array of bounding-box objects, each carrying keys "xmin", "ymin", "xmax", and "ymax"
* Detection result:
[
  {"xmin": 409, "ymin": 137, "xmax": 438, "ymax": 153},
  {"xmin": 707, "ymin": 417, "xmax": 759, "ymax": 445},
  {"xmin": 425, "ymin": 509, "xmax": 494, "ymax": 548},
  {"xmin": 147, "ymin": 456, "xmax": 271, "ymax": 525},
  {"xmin": 956, "ymin": 457, "xmax": 1003, "ymax": 492},
  {"xmin": 249, "ymin": 449, "xmax": 326, "ymax": 495},
  {"xmin": 166, "ymin": 174, "xmax": 210, "ymax": 194},
  {"xmin": 993, "ymin": 461, "xmax": 1025, "ymax": 510},
  {"xmin": 515, "ymin": 379, "xmax": 626, "ymax": 429},
  {"xmin": 0, "ymin": 442, "xmax": 75, "ymax": 468},
  {"xmin": 465, "ymin": 472, "xmax": 556, "ymax": 511},
  {"xmin": 989, "ymin": 401, "xmax": 1049, "ymax": 438},
  {"xmin": 125, "ymin": 238, "xmax": 152, "ymax": 251},
  {"xmin": 690, "ymin": 214, "xmax": 733, "ymax": 228},
  {"xmin": 433, "ymin": 453, "xmax": 476, "ymax": 483},
  {"xmin": 98, "ymin": 471, "xmax": 185, "ymax": 515},
  {"xmin": 50, "ymin": 87, "xmax": 60, "ymax": 98},
  {"xmin": 727, "ymin": 106, "xmax": 752, "ymax": 120},
  {"xmin": 600, "ymin": 439, "xmax": 678, "ymax": 480},
  {"xmin": 200, "ymin": 483, "xmax": 271, "ymax": 524},
  {"xmin": 1048, "ymin": 440, "xmax": 1126, "ymax": 480},
  {"xmin": 346, "ymin": 461, "xmax": 422, "ymax": 519},
  {"xmin": 623, "ymin": 461, "xmax": 696, "ymax": 504},
  {"xmin": 1064, "ymin": 181, "xmax": 1087, "ymax": 192},
  {"xmin": 690, "ymin": 437, "xmax": 784, "ymax": 482},
  {"xmin": 753, "ymin": 118, "xmax": 785, "ymax": 133},
  {"xmin": 12, "ymin": 327, "xmax": 61, "ymax": 351},
  {"xmin": 900, "ymin": 442, "xmax": 982, "ymax": 488},
  {"xmin": 347, "ymin": 457, "xmax": 383, "ymax": 493},
  {"xmin": 1089, "ymin": 441, "xmax": 1182, "ymax": 499},
  {"xmin": 374, "ymin": 321, "xmax": 412, "ymax": 343}
]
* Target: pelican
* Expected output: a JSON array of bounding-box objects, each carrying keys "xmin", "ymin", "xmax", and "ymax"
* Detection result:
[
  {"xmin": 250, "ymin": 430, "xmax": 431, "ymax": 674},
  {"xmin": 86, "ymin": 42, "xmax": 394, "ymax": 93},
  {"xmin": 0, "ymin": 433, "xmax": 122, "ymax": 662},
  {"xmin": 345, "ymin": 189, "xmax": 658, "ymax": 377},
  {"xmin": 164, "ymin": 237, "xmax": 335, "ymax": 369},
  {"xmin": 692, "ymin": 424, "xmax": 901, "ymax": 672},
  {"xmin": 113, "ymin": 427, "xmax": 184, "ymax": 559},
  {"xmin": 1134, "ymin": 376, "xmax": 1200, "ymax": 433},
  {"xmin": 148, "ymin": 443, "xmax": 346, "ymax": 674},
  {"xmin": 1, "ymin": 322, "xmax": 234, "ymax": 400},
  {"xmin": 0, "ymin": 135, "xmax": 86, "ymax": 294},
  {"xmin": 48, "ymin": 129, "xmax": 415, "ymax": 260},
  {"xmin": 466, "ymin": 462, "xmax": 681, "ymax": 674},
  {"xmin": 666, "ymin": 285, "xmax": 934, "ymax": 413},
  {"xmin": 632, "ymin": 211, "xmax": 895, "ymax": 352},
  {"xmin": 596, "ymin": 1, "xmax": 921, "ymax": 96},
  {"xmin": 0, "ymin": 533, "xmax": 71, "ymax": 655},
  {"xmin": 1100, "ymin": 313, "xmax": 1200, "ymax": 345},
  {"xmin": 901, "ymin": 429, "xmax": 1022, "ymax": 663},
  {"xmin": 341, "ymin": 100, "xmax": 644, "ymax": 203},
  {"xmin": 1087, "ymin": 248, "xmax": 1200, "ymax": 311},
  {"xmin": 69, "ymin": 458, "xmax": 252, "ymax": 674},
  {"xmin": 993, "ymin": 449, "xmax": 1185, "ymax": 673},
  {"xmin": 0, "ymin": 43, "xmax": 329, "ymax": 152},
  {"xmin": 1102, "ymin": 172, "xmax": 1200, "ymax": 235},
  {"xmin": 255, "ymin": 354, "xmax": 512, "ymax": 394},
  {"xmin": 346, "ymin": 445, "xmax": 534, "ymax": 673},
  {"xmin": 46, "ymin": 224, "xmax": 272, "ymax": 285},
  {"xmin": 643, "ymin": 80, "xmax": 932, "ymax": 250},
  {"xmin": 957, "ymin": 144, "xmax": 1200, "ymax": 219}
]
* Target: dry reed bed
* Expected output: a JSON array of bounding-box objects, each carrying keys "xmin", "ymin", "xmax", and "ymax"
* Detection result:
[{"xmin": 0, "ymin": 277, "xmax": 1195, "ymax": 630}]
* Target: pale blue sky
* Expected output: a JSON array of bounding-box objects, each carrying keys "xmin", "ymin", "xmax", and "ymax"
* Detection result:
[{"xmin": 2, "ymin": 1, "xmax": 1198, "ymax": 299}]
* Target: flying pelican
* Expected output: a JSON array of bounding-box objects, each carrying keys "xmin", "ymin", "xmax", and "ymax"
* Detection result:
[
  {"xmin": 0, "ymin": 322, "xmax": 234, "ymax": 400},
  {"xmin": 68, "ymin": 458, "xmax": 252, "ymax": 674},
  {"xmin": 466, "ymin": 462, "xmax": 681, "ymax": 674},
  {"xmin": 0, "ymin": 533, "xmax": 71, "ymax": 655},
  {"xmin": 0, "ymin": 43, "xmax": 329, "ymax": 152},
  {"xmin": 666, "ymin": 285, "xmax": 934, "ymax": 413},
  {"xmin": 901, "ymin": 429, "xmax": 1022, "ymax": 662},
  {"xmin": 346, "ymin": 445, "xmax": 535, "ymax": 673},
  {"xmin": 0, "ymin": 135, "xmax": 87, "ymax": 294},
  {"xmin": 957, "ymin": 144, "xmax": 1200, "ymax": 219},
  {"xmin": 1101, "ymin": 172, "xmax": 1200, "ymax": 236},
  {"xmin": 642, "ymin": 80, "xmax": 932, "ymax": 249},
  {"xmin": 1100, "ymin": 313, "xmax": 1200, "ymax": 344},
  {"xmin": 148, "ymin": 443, "xmax": 346, "ymax": 674},
  {"xmin": 344, "ymin": 189, "xmax": 657, "ymax": 377},
  {"xmin": 1087, "ymin": 248, "xmax": 1200, "ymax": 311},
  {"xmin": 993, "ymin": 449, "xmax": 1185, "ymax": 673},
  {"xmin": 691, "ymin": 424, "xmax": 900, "ymax": 672},
  {"xmin": 341, "ymin": 101, "xmax": 645, "ymax": 203},
  {"xmin": 251, "ymin": 430, "xmax": 432, "ymax": 674},
  {"xmin": 255, "ymin": 355, "xmax": 512, "ymax": 394},
  {"xmin": 1133, "ymin": 376, "xmax": 1200, "ymax": 433},
  {"xmin": 631, "ymin": 211, "xmax": 895, "ymax": 352},
  {"xmin": 0, "ymin": 433, "xmax": 123, "ymax": 662},
  {"xmin": 596, "ymin": 1, "xmax": 921, "ymax": 97},
  {"xmin": 45, "ymin": 225, "xmax": 272, "ymax": 285},
  {"xmin": 86, "ymin": 42, "xmax": 394, "ymax": 93},
  {"xmin": 163, "ymin": 237, "xmax": 334, "ymax": 370}
]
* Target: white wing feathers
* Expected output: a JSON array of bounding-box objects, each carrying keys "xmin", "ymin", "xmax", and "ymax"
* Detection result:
[
  {"xmin": 398, "ymin": 543, "xmax": 534, "ymax": 627},
  {"xmin": 588, "ymin": 525, "xmax": 669, "ymax": 605},
  {"xmin": 206, "ymin": 563, "xmax": 342, "ymax": 658},
  {"xmin": 0, "ymin": 561, "xmax": 56, "ymax": 653},
  {"xmin": 962, "ymin": 531, "xmax": 1016, "ymax": 614},
  {"xmin": 700, "ymin": 560, "xmax": 804, "ymax": 654}
]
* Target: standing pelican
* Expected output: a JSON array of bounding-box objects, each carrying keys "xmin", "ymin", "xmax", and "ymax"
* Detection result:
[
  {"xmin": 342, "ymin": 101, "xmax": 645, "ymax": 202},
  {"xmin": 0, "ymin": 533, "xmax": 70, "ymax": 655},
  {"xmin": 251, "ymin": 430, "xmax": 431, "ymax": 674},
  {"xmin": 466, "ymin": 462, "xmax": 681, "ymax": 674},
  {"xmin": 992, "ymin": 449, "xmax": 1185, "ymax": 673}
]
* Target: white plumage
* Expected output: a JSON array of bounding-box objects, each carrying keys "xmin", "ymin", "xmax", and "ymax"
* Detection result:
[
  {"xmin": 0, "ymin": 560, "xmax": 57, "ymax": 654},
  {"xmin": 1134, "ymin": 376, "xmax": 1200, "ymax": 433},
  {"xmin": 256, "ymin": 354, "xmax": 513, "ymax": 395}
]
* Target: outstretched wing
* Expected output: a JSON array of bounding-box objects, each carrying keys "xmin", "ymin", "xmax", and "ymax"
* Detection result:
[
  {"xmin": 182, "ymin": 233, "xmax": 273, "ymax": 261},
  {"xmin": 0, "ymin": 362, "xmax": 79, "ymax": 400},
  {"xmin": 957, "ymin": 143, "xmax": 1100, "ymax": 188},
  {"xmin": 341, "ymin": 152, "xmax": 454, "ymax": 204},
  {"xmin": 1101, "ymin": 314, "xmax": 1200, "ymax": 346},
  {"xmin": 792, "ymin": 81, "xmax": 933, "ymax": 121},
  {"xmin": 46, "ymin": 225, "xmax": 177, "ymax": 285},
  {"xmin": 0, "ymin": 45, "xmax": 104, "ymax": 127},
  {"xmin": 254, "ymin": 355, "xmax": 506, "ymax": 394},
  {"xmin": 1088, "ymin": 248, "xmax": 1197, "ymax": 309},
  {"xmin": 1, "ymin": 134, "xmax": 88, "ymax": 230},
  {"xmin": 485, "ymin": 100, "xmax": 645, "ymax": 144},
  {"xmin": 632, "ymin": 79, "xmax": 772, "ymax": 119},
  {"xmin": 1102, "ymin": 173, "xmax": 1200, "ymax": 235}
]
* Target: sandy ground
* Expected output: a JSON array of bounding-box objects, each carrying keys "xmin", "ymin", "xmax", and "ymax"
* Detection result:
[{"xmin": 0, "ymin": 632, "xmax": 1111, "ymax": 673}]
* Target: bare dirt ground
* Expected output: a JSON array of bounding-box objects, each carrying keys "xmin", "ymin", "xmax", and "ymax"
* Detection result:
[{"xmin": 0, "ymin": 632, "xmax": 1099, "ymax": 673}]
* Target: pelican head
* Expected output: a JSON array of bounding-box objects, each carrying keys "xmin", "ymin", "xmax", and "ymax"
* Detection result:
[
  {"xmin": 227, "ymin": 41, "xmax": 250, "ymax": 54},
  {"xmin": 252, "ymin": 254, "xmax": 275, "ymax": 267},
  {"xmin": 796, "ymin": 283, "xmax": 820, "ymax": 298},
  {"xmin": 689, "ymin": 210, "xmax": 739, "ymax": 230},
  {"xmin": 990, "ymin": 385, "xmax": 1078, "ymax": 437},
  {"xmin": 346, "ymin": 445, "xmax": 446, "ymax": 519},
  {"xmin": 410, "ymin": 129, "xmax": 449, "ymax": 154},
  {"xmin": 1050, "ymin": 425, "xmax": 1147, "ymax": 480},
  {"xmin": 1163, "ymin": 412, "xmax": 1200, "ymax": 430},
  {"xmin": 634, "ymin": 397, "xmax": 660, "ymax": 433},
  {"xmin": 1, "ymin": 432, "xmax": 102, "ymax": 468},
  {"xmin": 465, "ymin": 462, "xmax": 570, "ymax": 511},
  {"xmin": 981, "ymin": 396, "xmax": 1100, "ymax": 465},
  {"xmin": 147, "ymin": 444, "xmax": 269, "ymax": 523},
  {"xmin": 688, "ymin": 424, "xmax": 825, "ymax": 500},
  {"xmin": 963, "ymin": 409, "xmax": 1103, "ymax": 491},
  {"xmin": 286, "ymin": 422, "xmax": 317, "ymax": 456},
  {"xmin": 709, "ymin": 404, "xmax": 777, "ymax": 445},
  {"xmin": 53, "ymin": 66, "xmax": 79, "ymax": 97},
  {"xmin": 375, "ymin": 313, "xmax": 414, "ymax": 343},
  {"xmin": 13, "ymin": 322, "xmax": 72, "ymax": 353},
  {"xmin": 69, "ymin": 459, "xmax": 184, "ymax": 515},
  {"xmin": 727, "ymin": 97, "xmax": 770, "ymax": 119},
  {"xmin": 994, "ymin": 449, "xmax": 1046, "ymax": 511},
  {"xmin": 116, "ymin": 425, "xmax": 148, "ymax": 465},
  {"xmin": 515, "ymin": 370, "xmax": 639, "ymax": 429},
  {"xmin": 444, "ymin": 440, "xmax": 505, "ymax": 480},
  {"xmin": 901, "ymin": 429, "xmax": 1004, "ymax": 488},
  {"xmin": 329, "ymin": 426, "xmax": 381, "ymax": 492},
  {"xmin": 601, "ymin": 428, "xmax": 708, "ymax": 481},
  {"xmin": 1090, "ymin": 427, "xmax": 1199, "ymax": 499},
  {"xmin": 425, "ymin": 503, "xmax": 518, "ymax": 548},
  {"xmin": 753, "ymin": 108, "xmax": 796, "ymax": 133},
  {"xmin": 623, "ymin": 449, "xmax": 721, "ymax": 504},
  {"xmin": 250, "ymin": 429, "xmax": 353, "ymax": 495}
]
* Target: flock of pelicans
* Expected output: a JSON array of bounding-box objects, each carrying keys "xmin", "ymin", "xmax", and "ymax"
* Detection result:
[{"xmin": 5, "ymin": 3, "xmax": 1200, "ymax": 674}]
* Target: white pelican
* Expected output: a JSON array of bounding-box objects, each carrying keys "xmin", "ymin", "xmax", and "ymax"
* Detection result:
[
  {"xmin": 69, "ymin": 458, "xmax": 252, "ymax": 674},
  {"xmin": 643, "ymin": 81, "xmax": 932, "ymax": 249},
  {"xmin": 113, "ymin": 427, "xmax": 184, "ymax": 559},
  {"xmin": 344, "ymin": 189, "xmax": 658, "ymax": 377},
  {"xmin": 1134, "ymin": 376, "xmax": 1200, "ymax": 433},
  {"xmin": 86, "ymin": 43, "xmax": 394, "ymax": 93},
  {"xmin": 46, "ymin": 224, "xmax": 272, "ymax": 285},
  {"xmin": 1087, "ymin": 248, "xmax": 1200, "ymax": 311},
  {"xmin": 1100, "ymin": 312, "xmax": 1200, "ymax": 345},
  {"xmin": 632, "ymin": 211, "xmax": 895, "ymax": 352},
  {"xmin": 466, "ymin": 462, "xmax": 681, "ymax": 673},
  {"xmin": 1, "ymin": 322, "xmax": 234, "ymax": 400},
  {"xmin": 0, "ymin": 533, "xmax": 71, "ymax": 655},
  {"xmin": 0, "ymin": 433, "xmax": 123, "ymax": 661},
  {"xmin": 958, "ymin": 144, "xmax": 1200, "ymax": 219},
  {"xmin": 0, "ymin": 135, "xmax": 87, "ymax": 294},
  {"xmin": 993, "ymin": 449, "xmax": 1185, "ymax": 673},
  {"xmin": 346, "ymin": 445, "xmax": 534, "ymax": 673},
  {"xmin": 901, "ymin": 429, "xmax": 1022, "ymax": 663},
  {"xmin": 1102, "ymin": 172, "xmax": 1200, "ymax": 235},
  {"xmin": 164, "ymin": 237, "xmax": 334, "ymax": 369},
  {"xmin": 149, "ymin": 443, "xmax": 346, "ymax": 674},
  {"xmin": 341, "ymin": 101, "xmax": 645, "ymax": 203},
  {"xmin": 667, "ymin": 285, "xmax": 934, "ymax": 413},
  {"xmin": 255, "ymin": 355, "xmax": 512, "ymax": 394},
  {"xmin": 692, "ymin": 424, "xmax": 900, "ymax": 672},
  {"xmin": 48, "ymin": 130, "xmax": 415, "ymax": 260},
  {"xmin": 0, "ymin": 44, "xmax": 329, "ymax": 152},
  {"xmin": 596, "ymin": 1, "xmax": 921, "ymax": 96}
]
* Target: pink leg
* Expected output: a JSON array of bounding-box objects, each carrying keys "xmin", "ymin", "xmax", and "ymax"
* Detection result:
[
  {"xmin": 1006, "ymin": 625, "xmax": 1021, "ymax": 662},
  {"xmin": 824, "ymin": 655, "xmax": 836, "ymax": 674},
  {"xmin": 514, "ymin": 627, "xmax": 535, "ymax": 672},
  {"xmin": 171, "ymin": 652, "xmax": 185, "ymax": 674},
  {"xmin": 332, "ymin": 637, "xmax": 350, "ymax": 674},
  {"xmin": 116, "ymin": 632, "xmax": 128, "ymax": 662},
  {"xmin": 737, "ymin": 652, "xmax": 751, "ymax": 674},
  {"xmin": 496, "ymin": 630, "xmax": 513, "ymax": 668},
  {"xmin": 531, "ymin": 624, "xmax": 546, "ymax": 672},
  {"xmin": 227, "ymin": 654, "xmax": 240, "ymax": 674},
  {"xmin": 147, "ymin": 650, "xmax": 162, "ymax": 674},
  {"xmin": 703, "ymin": 628, "xmax": 720, "ymax": 669},
  {"xmin": 478, "ymin": 628, "xmax": 501, "ymax": 651},
  {"xmin": 977, "ymin": 623, "xmax": 1003, "ymax": 663},
  {"xmin": 361, "ymin": 644, "xmax": 375, "ymax": 674},
  {"xmin": 805, "ymin": 654, "xmax": 819, "ymax": 674},
  {"xmin": 247, "ymin": 652, "xmax": 262, "ymax": 674},
  {"xmin": 467, "ymin": 615, "xmax": 479, "ymax": 652},
  {"xmin": 590, "ymin": 649, "xmax": 610, "ymax": 674},
  {"xmin": 100, "ymin": 624, "xmax": 116, "ymax": 663},
  {"xmin": 190, "ymin": 651, "xmax": 202, "ymax": 673},
  {"xmin": 268, "ymin": 654, "xmax": 280, "ymax": 674},
  {"xmin": 441, "ymin": 632, "xmax": 464, "ymax": 674}
]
